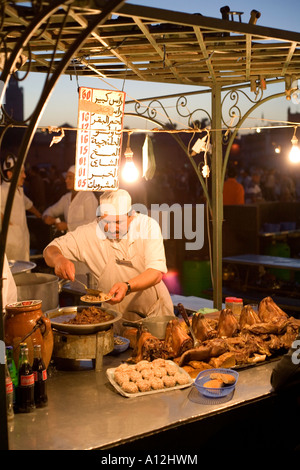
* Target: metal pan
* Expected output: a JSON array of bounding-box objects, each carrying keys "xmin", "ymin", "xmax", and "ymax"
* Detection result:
[
  {"xmin": 10, "ymin": 260, "xmax": 36, "ymax": 275},
  {"xmin": 45, "ymin": 305, "xmax": 122, "ymax": 335},
  {"xmin": 122, "ymin": 315, "xmax": 175, "ymax": 339}
]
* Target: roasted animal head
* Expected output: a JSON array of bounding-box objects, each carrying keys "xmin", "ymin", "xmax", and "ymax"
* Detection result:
[
  {"xmin": 130, "ymin": 329, "xmax": 167, "ymax": 363},
  {"xmin": 239, "ymin": 304, "xmax": 261, "ymax": 328},
  {"xmin": 217, "ymin": 308, "xmax": 239, "ymax": 338},
  {"xmin": 164, "ymin": 319, "xmax": 193, "ymax": 359},
  {"xmin": 192, "ymin": 313, "xmax": 216, "ymax": 342},
  {"xmin": 258, "ymin": 297, "xmax": 288, "ymax": 323}
]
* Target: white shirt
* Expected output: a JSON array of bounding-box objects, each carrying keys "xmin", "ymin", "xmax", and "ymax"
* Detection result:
[
  {"xmin": 1, "ymin": 182, "xmax": 33, "ymax": 261},
  {"xmin": 45, "ymin": 213, "xmax": 174, "ymax": 319},
  {"xmin": 2, "ymin": 254, "xmax": 17, "ymax": 309},
  {"xmin": 43, "ymin": 191, "xmax": 98, "ymax": 231}
]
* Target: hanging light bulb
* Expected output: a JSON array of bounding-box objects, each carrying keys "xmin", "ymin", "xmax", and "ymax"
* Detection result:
[
  {"xmin": 288, "ymin": 127, "xmax": 300, "ymax": 163},
  {"xmin": 122, "ymin": 132, "xmax": 139, "ymax": 182}
]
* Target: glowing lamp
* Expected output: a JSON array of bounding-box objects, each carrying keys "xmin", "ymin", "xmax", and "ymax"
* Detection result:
[
  {"xmin": 122, "ymin": 133, "xmax": 139, "ymax": 182},
  {"xmin": 289, "ymin": 127, "xmax": 300, "ymax": 164}
]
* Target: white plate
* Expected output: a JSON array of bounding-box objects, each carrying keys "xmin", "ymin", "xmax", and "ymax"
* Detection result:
[
  {"xmin": 106, "ymin": 360, "xmax": 193, "ymax": 398},
  {"xmin": 80, "ymin": 294, "xmax": 112, "ymax": 303}
]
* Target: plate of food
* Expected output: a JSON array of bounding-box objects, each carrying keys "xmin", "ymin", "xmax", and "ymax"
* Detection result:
[
  {"xmin": 46, "ymin": 305, "xmax": 121, "ymax": 334},
  {"xmin": 112, "ymin": 336, "xmax": 130, "ymax": 354},
  {"xmin": 106, "ymin": 359, "xmax": 193, "ymax": 398},
  {"xmin": 193, "ymin": 368, "xmax": 239, "ymax": 398}
]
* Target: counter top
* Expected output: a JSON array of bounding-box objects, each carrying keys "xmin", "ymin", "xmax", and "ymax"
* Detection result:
[
  {"xmin": 223, "ymin": 253, "xmax": 300, "ymax": 270},
  {"xmin": 8, "ymin": 352, "xmax": 277, "ymax": 451}
]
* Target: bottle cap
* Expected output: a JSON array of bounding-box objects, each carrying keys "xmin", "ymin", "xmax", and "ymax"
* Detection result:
[
  {"xmin": 233, "ymin": 298, "xmax": 243, "ymax": 302},
  {"xmin": 225, "ymin": 297, "xmax": 236, "ymax": 302}
]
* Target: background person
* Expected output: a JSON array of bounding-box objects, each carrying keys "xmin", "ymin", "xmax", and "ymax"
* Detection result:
[
  {"xmin": 43, "ymin": 189, "xmax": 174, "ymax": 328},
  {"xmin": 42, "ymin": 164, "xmax": 99, "ymax": 283},
  {"xmin": 42, "ymin": 165, "xmax": 98, "ymax": 232},
  {"xmin": 244, "ymin": 172, "xmax": 264, "ymax": 203},
  {"xmin": 1, "ymin": 157, "xmax": 42, "ymax": 261},
  {"xmin": 223, "ymin": 166, "xmax": 245, "ymax": 205}
]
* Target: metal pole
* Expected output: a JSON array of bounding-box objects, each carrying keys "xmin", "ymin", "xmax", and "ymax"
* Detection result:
[
  {"xmin": 211, "ymin": 84, "xmax": 223, "ymax": 309},
  {"xmin": 0, "ymin": 0, "xmax": 126, "ymax": 450}
]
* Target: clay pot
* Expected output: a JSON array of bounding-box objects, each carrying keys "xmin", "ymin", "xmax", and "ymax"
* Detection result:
[{"xmin": 4, "ymin": 300, "xmax": 53, "ymax": 368}]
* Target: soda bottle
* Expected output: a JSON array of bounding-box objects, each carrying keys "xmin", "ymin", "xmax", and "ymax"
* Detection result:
[
  {"xmin": 6, "ymin": 346, "xmax": 18, "ymax": 404},
  {"xmin": 32, "ymin": 344, "xmax": 48, "ymax": 408},
  {"xmin": 17, "ymin": 347, "xmax": 35, "ymax": 413},
  {"xmin": 5, "ymin": 358, "xmax": 14, "ymax": 421}
]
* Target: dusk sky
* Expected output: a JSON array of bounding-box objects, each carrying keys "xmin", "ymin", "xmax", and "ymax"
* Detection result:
[{"xmin": 21, "ymin": 0, "xmax": 300, "ymax": 133}]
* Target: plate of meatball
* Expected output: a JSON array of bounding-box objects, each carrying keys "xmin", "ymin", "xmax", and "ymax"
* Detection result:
[{"xmin": 106, "ymin": 359, "xmax": 193, "ymax": 397}]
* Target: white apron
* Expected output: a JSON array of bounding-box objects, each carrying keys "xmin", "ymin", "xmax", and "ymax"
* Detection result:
[
  {"xmin": 96, "ymin": 238, "xmax": 174, "ymax": 333},
  {"xmin": 1, "ymin": 183, "xmax": 32, "ymax": 261}
]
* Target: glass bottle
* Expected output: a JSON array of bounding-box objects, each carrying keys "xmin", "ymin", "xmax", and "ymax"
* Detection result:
[
  {"xmin": 6, "ymin": 346, "xmax": 18, "ymax": 404},
  {"xmin": 225, "ymin": 297, "xmax": 235, "ymax": 311},
  {"xmin": 5, "ymin": 358, "xmax": 14, "ymax": 421},
  {"xmin": 17, "ymin": 347, "xmax": 35, "ymax": 413},
  {"xmin": 32, "ymin": 344, "xmax": 48, "ymax": 408},
  {"xmin": 17, "ymin": 342, "xmax": 27, "ymax": 371},
  {"xmin": 232, "ymin": 297, "xmax": 243, "ymax": 318}
]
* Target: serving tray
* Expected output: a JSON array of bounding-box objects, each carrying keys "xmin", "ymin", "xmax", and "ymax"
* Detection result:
[{"xmin": 106, "ymin": 360, "xmax": 193, "ymax": 398}]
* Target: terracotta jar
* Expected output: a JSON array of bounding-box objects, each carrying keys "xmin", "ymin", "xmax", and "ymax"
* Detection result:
[{"xmin": 4, "ymin": 300, "xmax": 53, "ymax": 369}]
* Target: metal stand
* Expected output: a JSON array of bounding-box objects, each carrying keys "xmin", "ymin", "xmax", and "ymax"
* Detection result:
[{"xmin": 53, "ymin": 327, "xmax": 114, "ymax": 372}]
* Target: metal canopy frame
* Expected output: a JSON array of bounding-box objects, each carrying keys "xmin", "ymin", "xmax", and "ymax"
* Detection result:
[
  {"xmin": 3, "ymin": 1, "xmax": 300, "ymax": 85},
  {"xmin": 1, "ymin": 0, "xmax": 300, "ymax": 448}
]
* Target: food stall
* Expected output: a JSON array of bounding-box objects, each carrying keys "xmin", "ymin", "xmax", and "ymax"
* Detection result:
[
  {"xmin": 1, "ymin": 1, "xmax": 300, "ymax": 451},
  {"xmin": 6, "ymin": 293, "xmax": 300, "ymax": 451},
  {"xmin": 7, "ymin": 352, "xmax": 281, "ymax": 451}
]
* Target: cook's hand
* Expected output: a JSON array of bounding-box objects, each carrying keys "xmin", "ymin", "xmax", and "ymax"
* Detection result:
[
  {"xmin": 43, "ymin": 215, "xmax": 57, "ymax": 225},
  {"xmin": 55, "ymin": 221, "xmax": 68, "ymax": 232},
  {"xmin": 108, "ymin": 282, "xmax": 128, "ymax": 304},
  {"xmin": 54, "ymin": 255, "xmax": 75, "ymax": 282}
]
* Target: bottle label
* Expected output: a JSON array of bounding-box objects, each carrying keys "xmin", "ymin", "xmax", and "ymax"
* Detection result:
[
  {"xmin": 20, "ymin": 373, "xmax": 34, "ymax": 387},
  {"xmin": 6, "ymin": 379, "xmax": 13, "ymax": 394},
  {"xmin": 34, "ymin": 370, "xmax": 47, "ymax": 381}
]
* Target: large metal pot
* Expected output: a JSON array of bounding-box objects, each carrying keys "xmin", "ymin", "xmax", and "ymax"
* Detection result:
[
  {"xmin": 13, "ymin": 272, "xmax": 65, "ymax": 312},
  {"xmin": 123, "ymin": 315, "xmax": 175, "ymax": 339}
]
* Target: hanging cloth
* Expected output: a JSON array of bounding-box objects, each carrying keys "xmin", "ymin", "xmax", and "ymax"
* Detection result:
[{"xmin": 142, "ymin": 134, "xmax": 156, "ymax": 180}]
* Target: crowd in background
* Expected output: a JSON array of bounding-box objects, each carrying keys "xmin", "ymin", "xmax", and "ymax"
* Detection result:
[
  {"xmin": 145, "ymin": 162, "xmax": 300, "ymax": 206},
  {"xmin": 236, "ymin": 167, "xmax": 300, "ymax": 204},
  {"xmin": 21, "ymin": 162, "xmax": 300, "ymax": 212}
]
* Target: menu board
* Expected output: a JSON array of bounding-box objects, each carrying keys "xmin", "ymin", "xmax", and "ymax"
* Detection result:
[{"xmin": 75, "ymin": 87, "xmax": 126, "ymax": 191}]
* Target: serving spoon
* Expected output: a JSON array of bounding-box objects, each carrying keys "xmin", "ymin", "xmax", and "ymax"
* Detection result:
[{"xmin": 74, "ymin": 277, "xmax": 103, "ymax": 296}]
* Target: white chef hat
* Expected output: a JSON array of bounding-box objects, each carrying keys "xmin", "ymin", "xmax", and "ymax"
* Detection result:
[
  {"xmin": 98, "ymin": 189, "xmax": 132, "ymax": 216},
  {"xmin": 67, "ymin": 165, "xmax": 75, "ymax": 174}
]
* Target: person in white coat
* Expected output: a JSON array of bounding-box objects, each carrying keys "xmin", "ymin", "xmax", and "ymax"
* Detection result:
[
  {"xmin": 1, "ymin": 158, "xmax": 42, "ymax": 261},
  {"xmin": 43, "ymin": 189, "xmax": 174, "ymax": 325},
  {"xmin": 42, "ymin": 164, "xmax": 99, "ymax": 283},
  {"xmin": 42, "ymin": 165, "xmax": 98, "ymax": 232}
]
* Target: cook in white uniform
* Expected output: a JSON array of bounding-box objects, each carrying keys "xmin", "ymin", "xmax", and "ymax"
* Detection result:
[
  {"xmin": 42, "ymin": 165, "xmax": 98, "ymax": 232},
  {"xmin": 43, "ymin": 189, "xmax": 174, "ymax": 323},
  {"xmin": 1, "ymin": 158, "xmax": 42, "ymax": 261}
]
